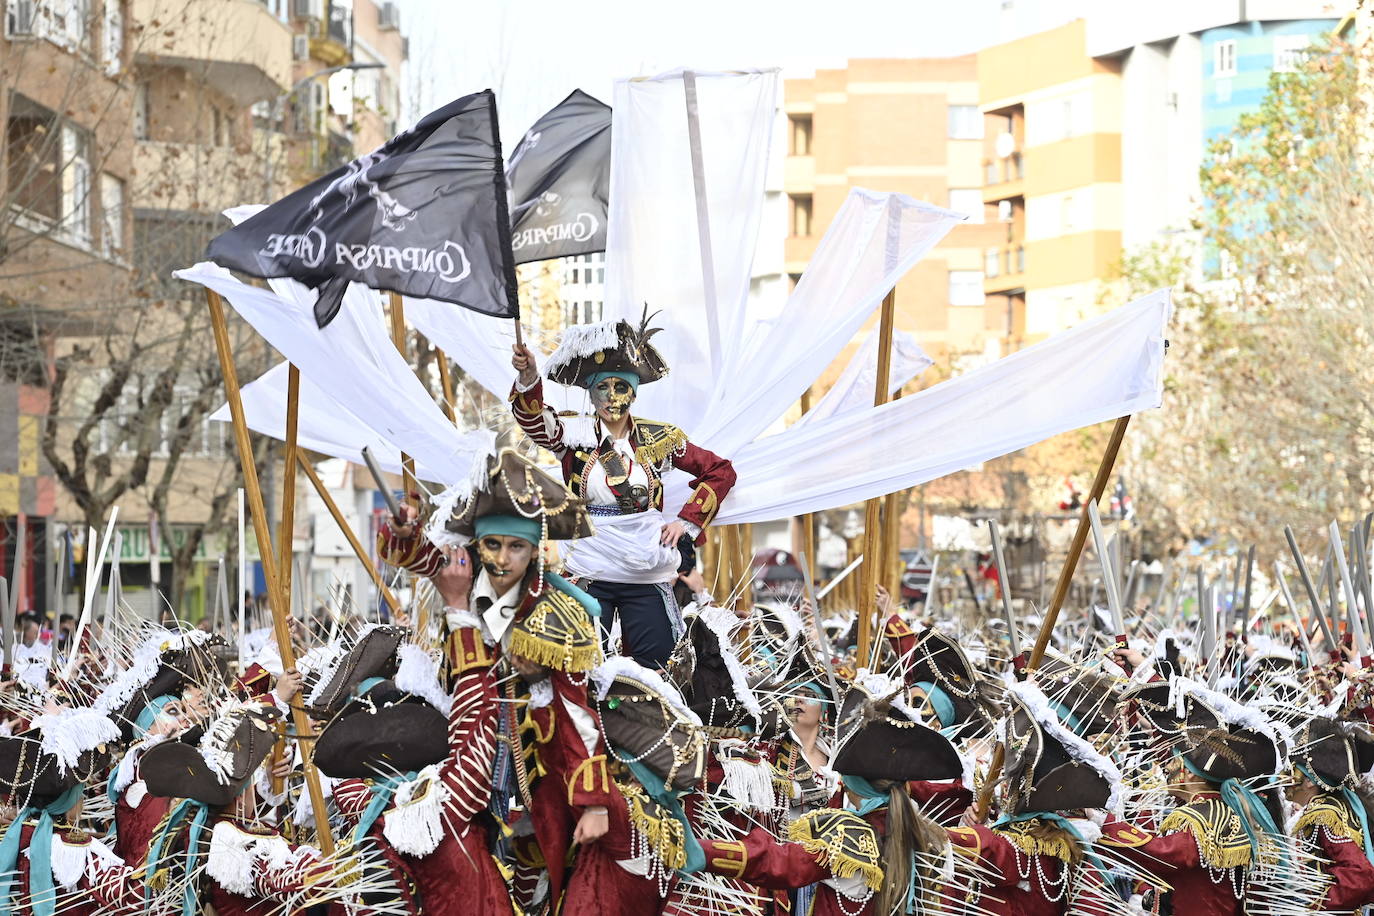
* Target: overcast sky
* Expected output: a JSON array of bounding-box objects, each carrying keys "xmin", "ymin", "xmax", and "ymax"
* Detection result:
[{"xmin": 393, "ymin": 0, "xmax": 1065, "ymax": 141}]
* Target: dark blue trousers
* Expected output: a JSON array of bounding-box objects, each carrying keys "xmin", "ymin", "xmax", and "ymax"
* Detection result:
[{"xmin": 583, "ymin": 579, "xmax": 678, "ymax": 668}]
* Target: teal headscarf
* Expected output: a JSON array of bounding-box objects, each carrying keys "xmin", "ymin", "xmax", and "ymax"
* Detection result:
[
  {"xmin": 143, "ymin": 798, "xmax": 213, "ymax": 916},
  {"xmin": 133, "ymin": 694, "xmax": 179, "ymax": 739},
  {"xmin": 913, "ymin": 682, "xmax": 956, "ymax": 730},
  {"xmin": 0, "ymin": 782, "xmax": 85, "ymax": 916},
  {"xmin": 474, "ymin": 515, "xmax": 542, "ymax": 547},
  {"xmin": 586, "ymin": 370, "xmax": 639, "ymax": 393}
]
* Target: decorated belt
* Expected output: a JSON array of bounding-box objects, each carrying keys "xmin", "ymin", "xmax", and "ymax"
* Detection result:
[{"xmin": 587, "ymin": 504, "xmax": 630, "ymax": 517}]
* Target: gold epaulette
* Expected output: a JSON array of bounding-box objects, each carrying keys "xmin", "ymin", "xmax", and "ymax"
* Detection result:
[
  {"xmin": 1159, "ymin": 798, "xmax": 1253, "ymax": 869},
  {"xmin": 633, "ymin": 418, "xmax": 688, "ymax": 467},
  {"xmin": 509, "ymin": 588, "xmax": 601, "ymax": 673},
  {"xmin": 619, "ymin": 778, "xmax": 688, "ymax": 870},
  {"xmin": 997, "ymin": 819, "xmax": 1079, "ymax": 864},
  {"xmin": 1296, "ymin": 794, "xmax": 1365, "ymax": 845},
  {"xmin": 787, "ymin": 809, "xmax": 884, "ymax": 893}
]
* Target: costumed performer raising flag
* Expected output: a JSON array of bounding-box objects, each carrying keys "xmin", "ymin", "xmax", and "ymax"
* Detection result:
[{"xmin": 511, "ymin": 311, "xmax": 735, "ymax": 668}]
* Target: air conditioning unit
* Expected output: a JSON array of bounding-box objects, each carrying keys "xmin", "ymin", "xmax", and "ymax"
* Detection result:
[
  {"xmin": 378, "ymin": 1, "xmax": 400, "ymax": 30},
  {"xmin": 292, "ymin": 33, "xmax": 309, "ymax": 60},
  {"xmin": 997, "ymin": 200, "xmax": 1013, "ymax": 223},
  {"xmin": 292, "ymin": 0, "xmax": 322, "ymax": 20}
]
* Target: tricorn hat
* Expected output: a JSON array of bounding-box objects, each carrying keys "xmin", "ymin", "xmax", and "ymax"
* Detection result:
[
  {"xmin": 0, "ymin": 709, "xmax": 120, "ymax": 808},
  {"xmin": 314, "ymin": 680, "xmax": 450, "ymax": 780},
  {"xmin": 1002, "ymin": 681, "xmax": 1120, "ymax": 815},
  {"xmin": 831, "ymin": 671, "xmax": 963, "ymax": 784},
  {"xmin": 592, "ymin": 658, "xmax": 706, "ymax": 794},
  {"xmin": 141, "ymin": 702, "xmax": 282, "ymax": 807},
  {"xmin": 898, "ymin": 627, "xmax": 1000, "ymax": 738},
  {"xmin": 95, "ymin": 630, "xmax": 228, "ymax": 744},
  {"xmin": 304, "ymin": 624, "xmax": 407, "ymax": 718},
  {"xmin": 435, "ymin": 447, "xmax": 594, "ymax": 545},
  {"xmin": 544, "ymin": 308, "xmax": 669, "ymax": 389},
  {"xmin": 1126, "ymin": 677, "xmax": 1281, "ymax": 784},
  {"xmin": 1292, "ymin": 715, "xmax": 1369, "ymax": 792}
]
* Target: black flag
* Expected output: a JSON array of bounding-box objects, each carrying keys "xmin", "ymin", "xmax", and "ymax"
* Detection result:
[
  {"xmin": 206, "ymin": 90, "xmax": 518, "ymax": 328},
  {"xmin": 506, "ymin": 89, "xmax": 610, "ymax": 265}
]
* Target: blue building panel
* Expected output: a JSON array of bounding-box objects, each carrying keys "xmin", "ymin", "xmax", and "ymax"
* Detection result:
[{"xmin": 1200, "ymin": 19, "xmax": 1338, "ymax": 143}]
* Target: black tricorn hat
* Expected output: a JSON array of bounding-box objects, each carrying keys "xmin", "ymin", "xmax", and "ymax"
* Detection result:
[
  {"xmin": 141, "ymin": 702, "xmax": 282, "ymax": 807},
  {"xmin": 831, "ymin": 673, "xmax": 963, "ymax": 784},
  {"xmin": 900, "ymin": 628, "xmax": 999, "ymax": 737},
  {"xmin": 99, "ymin": 631, "xmax": 228, "ymax": 744},
  {"xmin": 0, "ymin": 729, "xmax": 113, "ymax": 809},
  {"xmin": 304, "ymin": 625, "xmax": 407, "ymax": 718},
  {"xmin": 544, "ymin": 307, "xmax": 669, "ymax": 389},
  {"xmin": 1003, "ymin": 685, "xmax": 1116, "ymax": 815},
  {"xmin": 441, "ymin": 447, "xmax": 594, "ymax": 543},
  {"xmin": 1131, "ymin": 680, "xmax": 1280, "ymax": 783},
  {"xmin": 595, "ymin": 661, "xmax": 706, "ymax": 793},
  {"xmin": 1031, "ymin": 651, "xmax": 1122, "ymax": 739},
  {"xmin": 314, "ymin": 681, "xmax": 449, "ymax": 780},
  {"xmin": 1292, "ymin": 716, "xmax": 1365, "ymax": 791}
]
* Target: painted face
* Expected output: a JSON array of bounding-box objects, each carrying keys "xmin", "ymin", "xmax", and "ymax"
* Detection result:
[
  {"xmin": 477, "ymin": 535, "xmax": 535, "ymax": 590},
  {"xmin": 591, "ymin": 377, "xmax": 635, "ymax": 423}
]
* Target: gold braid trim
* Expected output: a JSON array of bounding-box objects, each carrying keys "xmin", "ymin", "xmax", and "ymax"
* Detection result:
[
  {"xmin": 1296, "ymin": 796, "xmax": 1365, "ymax": 845},
  {"xmin": 619, "ymin": 779, "xmax": 687, "ymax": 871},
  {"xmin": 997, "ymin": 821, "xmax": 1079, "ymax": 864},
  {"xmin": 633, "ymin": 419, "xmax": 688, "ymax": 467},
  {"xmin": 507, "ymin": 628, "xmax": 602, "ymax": 673},
  {"xmin": 786, "ymin": 814, "xmax": 884, "ymax": 892},
  {"xmin": 1160, "ymin": 801, "xmax": 1253, "ymax": 869}
]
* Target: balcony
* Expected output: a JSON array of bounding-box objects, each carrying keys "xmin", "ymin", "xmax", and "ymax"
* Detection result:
[
  {"xmin": 982, "ymin": 152, "xmax": 1024, "ymax": 202},
  {"xmin": 984, "ymin": 245, "xmax": 1026, "ymax": 294},
  {"xmin": 132, "ymin": 0, "xmax": 292, "ymax": 105},
  {"xmin": 132, "ymin": 132, "xmax": 286, "ymax": 212}
]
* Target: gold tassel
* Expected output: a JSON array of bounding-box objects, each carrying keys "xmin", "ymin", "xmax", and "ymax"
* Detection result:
[
  {"xmin": 1160, "ymin": 808, "xmax": 1254, "ymax": 869},
  {"xmin": 507, "ymin": 629, "xmax": 601, "ymax": 673},
  {"xmin": 786, "ymin": 818, "xmax": 884, "ymax": 892},
  {"xmin": 621, "ymin": 782, "xmax": 687, "ymax": 870}
]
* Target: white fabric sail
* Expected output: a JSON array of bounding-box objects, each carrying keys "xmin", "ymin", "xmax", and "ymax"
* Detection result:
[
  {"xmin": 788, "ymin": 329, "xmax": 932, "ymax": 432},
  {"xmin": 708, "ymin": 288, "xmax": 1173, "ymax": 524},
  {"xmin": 178, "ymin": 261, "xmax": 485, "ymax": 486}
]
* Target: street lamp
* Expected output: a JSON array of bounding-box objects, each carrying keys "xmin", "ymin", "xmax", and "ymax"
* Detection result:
[{"xmin": 263, "ymin": 61, "xmax": 386, "ymax": 198}]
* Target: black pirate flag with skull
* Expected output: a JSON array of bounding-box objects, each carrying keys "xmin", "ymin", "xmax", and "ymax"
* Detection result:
[
  {"xmin": 506, "ymin": 89, "xmax": 611, "ymax": 265},
  {"xmin": 206, "ymin": 89, "xmax": 519, "ymax": 328}
]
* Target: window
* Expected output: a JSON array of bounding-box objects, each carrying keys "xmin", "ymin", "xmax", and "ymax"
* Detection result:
[
  {"xmin": 63, "ymin": 124, "xmax": 92, "ymax": 243},
  {"xmin": 595, "ymin": 267, "xmax": 604, "ymax": 284},
  {"xmin": 583, "ymin": 267, "xmax": 592, "ymax": 283},
  {"xmin": 789, "ymin": 193, "xmax": 813, "ymax": 237},
  {"xmin": 947, "ymin": 105, "xmax": 982, "ymax": 140},
  {"xmin": 948, "ymin": 189, "xmax": 984, "ymax": 224},
  {"xmin": 1214, "ymin": 40, "xmax": 1237, "ymax": 78},
  {"xmin": 788, "ymin": 115, "xmax": 812, "ymax": 156},
  {"xmin": 984, "ymin": 249, "xmax": 1000, "ymax": 279},
  {"xmin": 5, "ymin": 0, "xmax": 35, "ymax": 35},
  {"xmin": 6, "ymin": 98, "xmax": 62, "ymax": 221},
  {"xmin": 101, "ymin": 173, "xmax": 124, "ymax": 256},
  {"xmin": 948, "ymin": 270, "xmax": 985, "ymax": 306},
  {"xmin": 133, "ymin": 82, "xmax": 149, "ymax": 140},
  {"xmin": 1060, "ymin": 193, "xmax": 1078, "ymax": 234},
  {"xmin": 102, "ymin": 0, "xmax": 122, "ymax": 75},
  {"xmin": 1273, "ymin": 34, "xmax": 1312, "ymax": 74}
]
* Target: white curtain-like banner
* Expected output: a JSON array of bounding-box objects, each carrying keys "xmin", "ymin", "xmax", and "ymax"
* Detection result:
[
  {"xmin": 789, "ymin": 328, "xmax": 931, "ymax": 431},
  {"xmin": 179, "ymin": 262, "xmax": 485, "ymax": 485},
  {"xmin": 601, "ymin": 67, "xmax": 778, "ymax": 434},
  {"xmin": 710, "ymin": 288, "xmax": 1173, "ymax": 524}
]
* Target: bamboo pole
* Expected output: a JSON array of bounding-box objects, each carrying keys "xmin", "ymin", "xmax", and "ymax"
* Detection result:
[
  {"xmin": 855, "ymin": 289, "xmax": 897, "ymax": 662},
  {"xmin": 297, "ymin": 453, "xmax": 404, "ymax": 618},
  {"xmin": 204, "ymin": 289, "xmax": 335, "ymax": 854},
  {"xmin": 268, "ymin": 364, "xmax": 302, "ymax": 798},
  {"xmin": 387, "ymin": 292, "xmax": 418, "ymax": 498},
  {"xmin": 796, "ymin": 388, "xmax": 817, "ymax": 584},
  {"xmin": 436, "ymin": 350, "xmax": 458, "ymax": 424},
  {"xmin": 971, "ymin": 414, "xmax": 1132, "ymax": 821},
  {"xmin": 738, "ymin": 523, "xmax": 754, "ymax": 614}
]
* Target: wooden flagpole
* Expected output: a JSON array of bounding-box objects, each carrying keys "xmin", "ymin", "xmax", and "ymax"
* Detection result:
[
  {"xmin": 856, "ymin": 288, "xmax": 897, "ymax": 663},
  {"xmin": 436, "ymin": 351, "xmax": 459, "ymax": 424},
  {"xmin": 268, "ymin": 364, "xmax": 302, "ymax": 798},
  {"xmin": 387, "ymin": 293, "xmax": 418, "ymax": 498},
  {"xmin": 972, "ymin": 414, "xmax": 1131, "ymax": 821},
  {"xmin": 297, "ymin": 453, "xmax": 404, "ymax": 619},
  {"xmin": 204, "ymin": 288, "xmax": 335, "ymax": 854}
]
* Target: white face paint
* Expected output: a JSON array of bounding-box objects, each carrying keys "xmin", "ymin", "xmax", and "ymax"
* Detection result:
[{"xmin": 591, "ymin": 377, "xmax": 635, "ymax": 424}]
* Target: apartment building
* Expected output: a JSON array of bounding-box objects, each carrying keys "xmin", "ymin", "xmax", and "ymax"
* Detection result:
[
  {"xmin": 978, "ymin": 19, "xmax": 1124, "ymax": 348},
  {"xmin": 784, "ymin": 56, "xmax": 1002, "ymax": 378},
  {"xmin": 1, "ymin": 0, "xmax": 133, "ymax": 613}
]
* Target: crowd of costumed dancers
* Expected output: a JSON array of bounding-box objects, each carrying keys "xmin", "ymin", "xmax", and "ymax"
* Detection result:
[{"xmin": 3, "ymin": 314, "xmax": 1372, "ymax": 916}]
